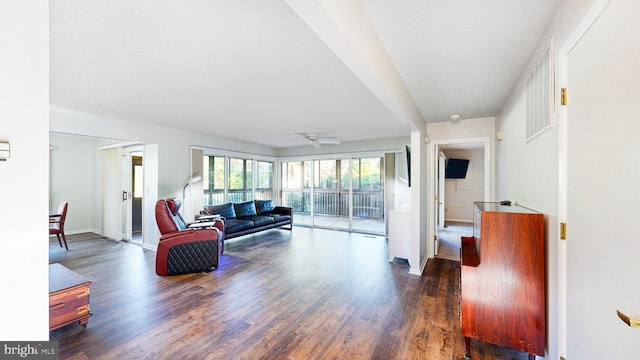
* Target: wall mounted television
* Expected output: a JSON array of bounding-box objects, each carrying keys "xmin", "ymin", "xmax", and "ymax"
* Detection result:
[{"xmin": 445, "ymin": 158, "xmax": 469, "ymax": 179}]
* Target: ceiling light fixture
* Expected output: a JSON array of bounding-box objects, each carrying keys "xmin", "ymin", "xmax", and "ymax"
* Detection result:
[{"xmin": 449, "ymin": 114, "xmax": 461, "ymax": 123}]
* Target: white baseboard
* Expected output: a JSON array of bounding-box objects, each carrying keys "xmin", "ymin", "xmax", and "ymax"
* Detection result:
[
  {"xmin": 444, "ymin": 218, "xmax": 473, "ymax": 224},
  {"xmin": 50, "ymin": 228, "xmax": 97, "ymax": 236},
  {"xmin": 409, "ymin": 256, "xmax": 428, "ymax": 276},
  {"xmin": 143, "ymin": 243, "xmax": 157, "ymax": 252}
]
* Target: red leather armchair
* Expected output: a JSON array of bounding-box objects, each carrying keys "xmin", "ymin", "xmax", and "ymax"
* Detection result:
[{"xmin": 155, "ymin": 198, "xmax": 224, "ymax": 276}]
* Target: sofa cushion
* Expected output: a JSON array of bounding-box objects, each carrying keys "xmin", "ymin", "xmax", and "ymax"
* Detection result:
[
  {"xmin": 234, "ymin": 201, "xmax": 258, "ymax": 218},
  {"xmin": 268, "ymin": 214, "xmax": 292, "ymax": 223},
  {"xmin": 242, "ymin": 215, "xmax": 275, "ymax": 227},
  {"xmin": 204, "ymin": 203, "xmax": 236, "ymax": 219},
  {"xmin": 255, "ymin": 200, "xmax": 275, "ymax": 215},
  {"xmin": 224, "ymin": 219, "xmax": 254, "ymax": 234}
]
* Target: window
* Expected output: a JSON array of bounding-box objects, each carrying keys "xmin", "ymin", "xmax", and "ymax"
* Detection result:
[
  {"xmin": 281, "ymin": 161, "xmax": 304, "ymax": 212},
  {"xmin": 229, "ymin": 158, "xmax": 252, "ymax": 202},
  {"xmin": 315, "ymin": 160, "xmax": 337, "ymax": 190},
  {"xmin": 354, "ymin": 157, "xmax": 382, "ymax": 191},
  {"xmin": 203, "ymin": 156, "xmax": 225, "ymax": 205},
  {"xmin": 203, "ymin": 155, "xmax": 273, "ymax": 205},
  {"xmin": 255, "ymin": 161, "xmax": 273, "ymax": 200}
]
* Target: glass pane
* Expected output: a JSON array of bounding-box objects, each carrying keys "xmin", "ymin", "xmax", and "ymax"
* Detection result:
[
  {"xmin": 133, "ymin": 165, "xmax": 143, "ymax": 198},
  {"xmin": 228, "ymin": 158, "xmax": 244, "ymax": 190},
  {"xmin": 347, "ymin": 159, "xmax": 358, "ymax": 190},
  {"xmin": 316, "ymin": 160, "xmax": 336, "ymax": 190},
  {"xmin": 228, "ymin": 158, "xmax": 248, "ymax": 202},
  {"xmin": 203, "ymin": 156, "xmax": 225, "ymax": 205},
  {"xmin": 352, "ymin": 157, "xmax": 385, "ymax": 234},
  {"xmin": 339, "ymin": 159, "xmax": 350, "ymax": 217},
  {"xmin": 246, "ymin": 159, "xmax": 253, "ymax": 190},
  {"xmin": 281, "ymin": 161, "xmax": 310, "ymax": 226},
  {"xmin": 256, "ymin": 161, "xmax": 273, "ymax": 200},
  {"xmin": 313, "ymin": 159, "xmax": 346, "ymax": 230},
  {"xmin": 246, "ymin": 159, "xmax": 253, "ymax": 201},
  {"xmin": 360, "ymin": 157, "xmax": 382, "ymax": 191}
]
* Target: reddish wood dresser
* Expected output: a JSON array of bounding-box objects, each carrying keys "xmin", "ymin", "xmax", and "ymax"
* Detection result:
[
  {"xmin": 460, "ymin": 202, "xmax": 545, "ymax": 360},
  {"xmin": 49, "ymin": 263, "xmax": 93, "ymax": 331}
]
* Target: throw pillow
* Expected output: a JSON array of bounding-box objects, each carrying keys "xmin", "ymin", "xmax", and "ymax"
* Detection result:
[
  {"xmin": 255, "ymin": 200, "xmax": 275, "ymax": 214},
  {"xmin": 234, "ymin": 201, "xmax": 257, "ymax": 218},
  {"xmin": 204, "ymin": 203, "xmax": 236, "ymax": 219}
]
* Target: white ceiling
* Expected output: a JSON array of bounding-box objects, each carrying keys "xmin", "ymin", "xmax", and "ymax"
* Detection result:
[{"xmin": 50, "ymin": 0, "xmax": 559, "ymax": 149}]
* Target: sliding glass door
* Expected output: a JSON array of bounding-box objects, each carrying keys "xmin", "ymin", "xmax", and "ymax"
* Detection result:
[
  {"xmin": 281, "ymin": 160, "xmax": 311, "ymax": 226},
  {"xmin": 281, "ymin": 156, "xmax": 385, "ymax": 235},
  {"xmin": 313, "ymin": 159, "xmax": 349, "ymax": 231},
  {"xmin": 350, "ymin": 157, "xmax": 384, "ymax": 233}
]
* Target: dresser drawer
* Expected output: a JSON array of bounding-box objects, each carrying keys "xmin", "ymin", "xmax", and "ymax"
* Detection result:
[
  {"xmin": 50, "ymin": 296, "xmax": 91, "ymax": 329},
  {"xmin": 50, "ymin": 285, "xmax": 90, "ymax": 305},
  {"xmin": 49, "ymin": 263, "xmax": 93, "ymax": 331}
]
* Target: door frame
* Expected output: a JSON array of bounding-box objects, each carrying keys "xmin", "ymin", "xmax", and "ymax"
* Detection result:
[
  {"xmin": 121, "ymin": 146, "xmax": 144, "ymax": 243},
  {"xmin": 428, "ymin": 137, "xmax": 491, "ymax": 259},
  {"xmin": 433, "ymin": 145, "xmax": 447, "ymax": 256}
]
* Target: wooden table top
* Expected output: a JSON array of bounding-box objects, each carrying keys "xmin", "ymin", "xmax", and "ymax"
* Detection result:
[{"xmin": 49, "ymin": 263, "xmax": 91, "ymax": 294}]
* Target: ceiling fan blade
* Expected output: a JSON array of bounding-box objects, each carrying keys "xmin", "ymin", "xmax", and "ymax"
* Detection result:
[{"xmin": 311, "ymin": 141, "xmax": 322, "ymax": 149}]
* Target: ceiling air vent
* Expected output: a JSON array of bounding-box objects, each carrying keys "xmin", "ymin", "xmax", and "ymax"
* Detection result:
[{"xmin": 526, "ymin": 37, "xmax": 555, "ymax": 142}]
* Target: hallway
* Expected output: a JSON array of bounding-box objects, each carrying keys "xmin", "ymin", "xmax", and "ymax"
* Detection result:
[{"xmin": 436, "ymin": 221, "xmax": 473, "ymax": 262}]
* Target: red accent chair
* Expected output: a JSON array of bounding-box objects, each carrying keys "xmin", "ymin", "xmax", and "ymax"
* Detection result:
[
  {"xmin": 155, "ymin": 198, "xmax": 224, "ymax": 276},
  {"xmin": 50, "ymin": 201, "xmax": 69, "ymax": 250}
]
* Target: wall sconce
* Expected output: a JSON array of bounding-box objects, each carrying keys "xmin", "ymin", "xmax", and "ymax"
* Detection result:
[{"xmin": 0, "ymin": 141, "xmax": 10, "ymax": 161}]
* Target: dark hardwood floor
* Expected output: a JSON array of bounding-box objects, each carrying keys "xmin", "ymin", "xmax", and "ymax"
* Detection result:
[{"xmin": 50, "ymin": 228, "xmax": 530, "ymax": 360}]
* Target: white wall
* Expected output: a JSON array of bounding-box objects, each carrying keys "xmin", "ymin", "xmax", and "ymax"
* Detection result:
[
  {"xmin": 443, "ymin": 148, "xmax": 484, "ymax": 223},
  {"xmin": 427, "ymin": 116, "xmax": 496, "ymax": 199},
  {"xmin": 49, "ymin": 134, "xmax": 99, "ymax": 233},
  {"xmin": 393, "ymin": 150, "xmax": 411, "ymax": 207},
  {"xmin": 51, "ymin": 105, "xmax": 277, "ymax": 201},
  {"xmin": 494, "ymin": 1, "xmax": 598, "ymax": 359},
  {"xmin": 0, "ymin": 0, "xmax": 49, "ymax": 340}
]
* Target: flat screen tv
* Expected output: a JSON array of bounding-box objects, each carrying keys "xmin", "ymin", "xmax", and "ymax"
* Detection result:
[{"xmin": 445, "ymin": 158, "xmax": 469, "ymax": 179}]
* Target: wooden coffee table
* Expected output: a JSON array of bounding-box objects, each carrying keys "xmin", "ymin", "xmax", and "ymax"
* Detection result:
[{"xmin": 49, "ymin": 263, "xmax": 93, "ymax": 331}]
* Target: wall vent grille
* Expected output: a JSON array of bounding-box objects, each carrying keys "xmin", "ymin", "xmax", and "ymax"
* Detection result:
[{"xmin": 526, "ymin": 38, "xmax": 555, "ymax": 141}]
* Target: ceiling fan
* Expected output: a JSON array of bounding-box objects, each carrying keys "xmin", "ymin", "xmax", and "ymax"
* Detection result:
[{"xmin": 303, "ymin": 133, "xmax": 340, "ymax": 148}]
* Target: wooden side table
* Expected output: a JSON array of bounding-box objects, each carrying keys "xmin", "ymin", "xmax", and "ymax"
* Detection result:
[{"xmin": 49, "ymin": 263, "xmax": 93, "ymax": 331}]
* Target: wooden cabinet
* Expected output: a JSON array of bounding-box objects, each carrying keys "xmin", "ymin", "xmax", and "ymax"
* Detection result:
[
  {"xmin": 49, "ymin": 263, "xmax": 93, "ymax": 331},
  {"xmin": 460, "ymin": 202, "xmax": 545, "ymax": 359}
]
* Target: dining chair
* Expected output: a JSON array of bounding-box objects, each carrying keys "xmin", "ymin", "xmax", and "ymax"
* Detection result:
[{"xmin": 50, "ymin": 201, "xmax": 69, "ymax": 250}]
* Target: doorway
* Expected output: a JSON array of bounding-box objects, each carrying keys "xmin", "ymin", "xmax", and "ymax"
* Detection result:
[
  {"xmin": 429, "ymin": 137, "xmax": 490, "ymax": 260},
  {"xmin": 121, "ymin": 148, "xmax": 144, "ymax": 244},
  {"xmin": 131, "ymin": 153, "xmax": 143, "ymax": 242}
]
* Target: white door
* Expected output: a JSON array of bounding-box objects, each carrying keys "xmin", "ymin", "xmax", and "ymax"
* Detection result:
[
  {"xmin": 433, "ymin": 147, "xmax": 446, "ymax": 256},
  {"xmin": 438, "ymin": 149, "xmax": 446, "ymax": 230},
  {"xmin": 564, "ymin": 0, "xmax": 640, "ymax": 358},
  {"xmin": 101, "ymin": 147, "xmax": 123, "ymax": 240},
  {"xmin": 122, "ymin": 151, "xmax": 132, "ymax": 241}
]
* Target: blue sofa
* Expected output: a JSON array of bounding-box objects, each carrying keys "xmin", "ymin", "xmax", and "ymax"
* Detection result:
[{"xmin": 201, "ymin": 200, "xmax": 293, "ymax": 240}]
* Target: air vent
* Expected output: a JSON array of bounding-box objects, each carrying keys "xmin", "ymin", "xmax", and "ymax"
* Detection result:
[{"xmin": 526, "ymin": 37, "xmax": 554, "ymax": 142}]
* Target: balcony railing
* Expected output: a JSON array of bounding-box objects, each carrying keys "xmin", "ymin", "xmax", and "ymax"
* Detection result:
[
  {"xmin": 282, "ymin": 190, "xmax": 383, "ymax": 219},
  {"xmin": 204, "ymin": 189, "xmax": 272, "ymax": 205},
  {"xmin": 203, "ymin": 189, "xmax": 384, "ymax": 220}
]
